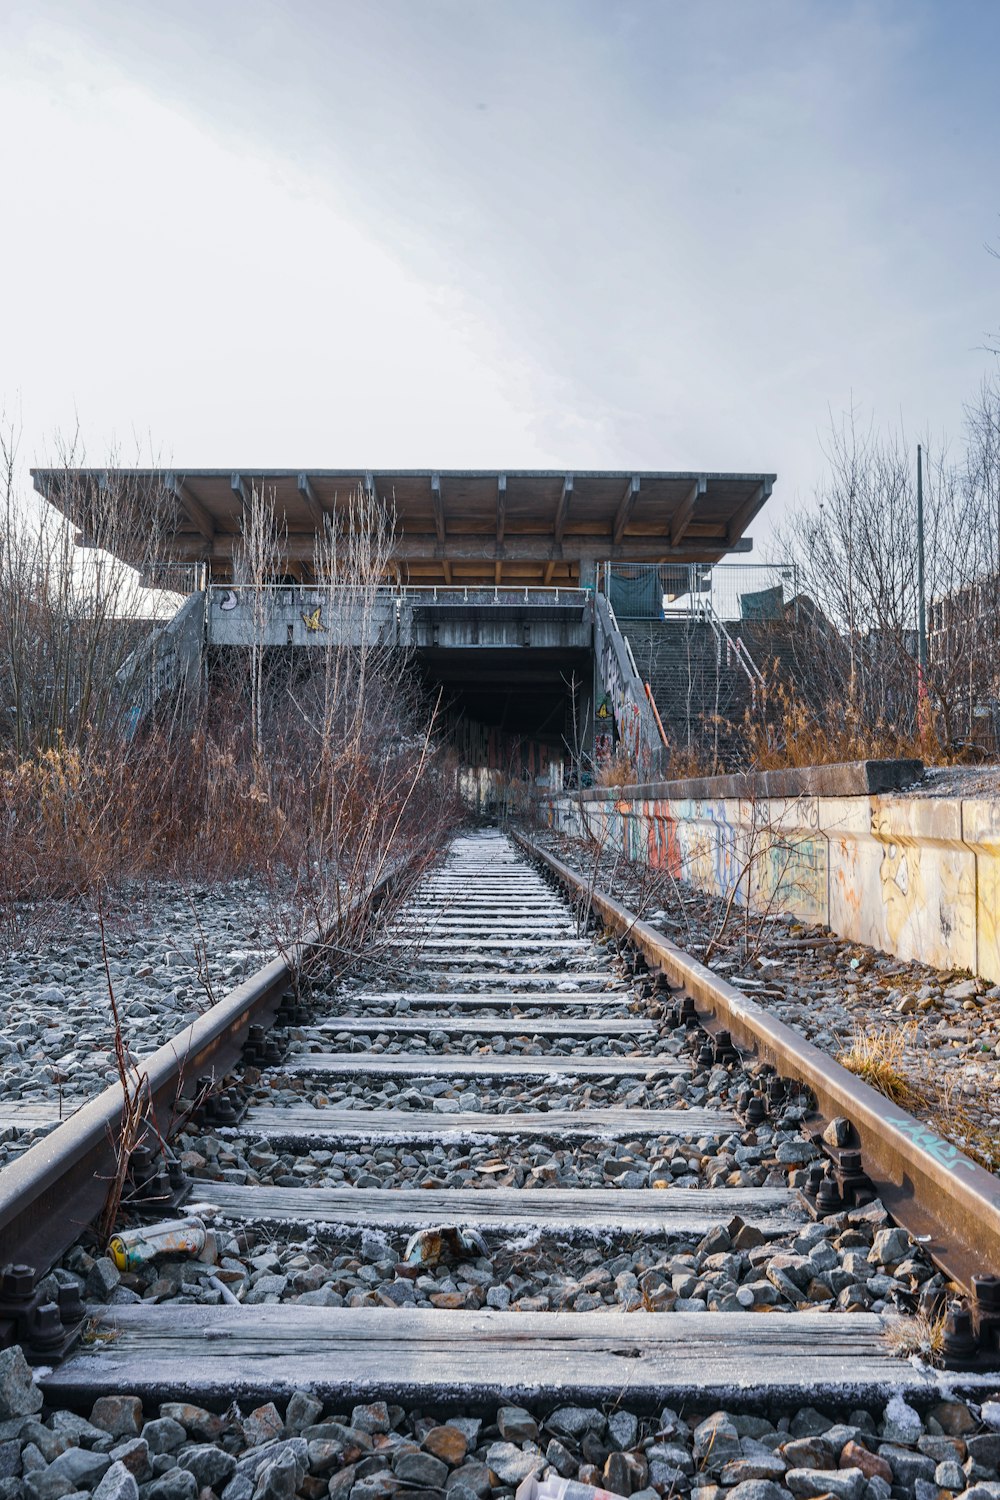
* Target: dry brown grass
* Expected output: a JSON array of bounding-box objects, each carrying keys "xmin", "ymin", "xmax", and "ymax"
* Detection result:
[
  {"xmin": 740, "ymin": 674, "xmax": 938, "ymax": 772},
  {"xmin": 593, "ymin": 754, "xmax": 639, "ymax": 787},
  {"xmin": 838, "ymin": 1022, "xmax": 1000, "ymax": 1175},
  {"xmin": 882, "ymin": 1308, "xmax": 948, "ymax": 1364},
  {"xmin": 837, "ymin": 1022, "xmax": 915, "ymax": 1105}
]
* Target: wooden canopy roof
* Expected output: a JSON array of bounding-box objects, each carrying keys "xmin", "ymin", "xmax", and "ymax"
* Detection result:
[{"xmin": 31, "ymin": 467, "xmax": 775, "ymax": 586}]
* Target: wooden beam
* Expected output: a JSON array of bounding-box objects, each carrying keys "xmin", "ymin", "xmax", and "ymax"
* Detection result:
[
  {"xmin": 670, "ymin": 476, "xmax": 707, "ymax": 547},
  {"xmin": 553, "ymin": 475, "xmax": 573, "ymax": 545},
  {"xmin": 542, "ymin": 560, "xmax": 555, "ymax": 585},
  {"xmin": 297, "ymin": 473, "xmax": 326, "ymax": 529},
  {"xmin": 496, "ymin": 473, "xmax": 507, "ymax": 547},
  {"xmin": 726, "ymin": 479, "xmax": 771, "ymax": 546},
  {"xmin": 443, "ymin": 560, "xmax": 453, "ymax": 585},
  {"xmin": 46, "ymin": 1305, "xmax": 912, "ymax": 1407},
  {"xmin": 494, "ymin": 560, "xmax": 502, "ymax": 586},
  {"xmin": 430, "ymin": 473, "xmax": 446, "ymax": 545},
  {"xmin": 166, "ymin": 473, "xmax": 215, "ymax": 543},
  {"xmin": 166, "ymin": 534, "xmax": 752, "ymax": 564},
  {"xmin": 612, "ymin": 475, "xmax": 640, "ymax": 545}
]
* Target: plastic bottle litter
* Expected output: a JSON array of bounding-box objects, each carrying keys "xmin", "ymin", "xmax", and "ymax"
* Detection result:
[
  {"xmin": 403, "ymin": 1225, "xmax": 489, "ymax": 1267},
  {"xmin": 109, "ymin": 1216, "xmax": 217, "ymax": 1272},
  {"xmin": 515, "ymin": 1477, "xmax": 627, "ymax": 1500}
]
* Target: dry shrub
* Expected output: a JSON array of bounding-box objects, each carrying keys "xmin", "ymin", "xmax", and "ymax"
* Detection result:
[
  {"xmin": 593, "ymin": 753, "xmax": 639, "ymax": 787},
  {"xmin": 659, "ymin": 740, "xmax": 722, "ymax": 781},
  {"xmin": 739, "ymin": 672, "xmax": 939, "ymax": 772}
]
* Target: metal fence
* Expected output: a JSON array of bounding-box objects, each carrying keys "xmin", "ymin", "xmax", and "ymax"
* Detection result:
[{"xmin": 604, "ymin": 562, "xmax": 799, "ymax": 622}]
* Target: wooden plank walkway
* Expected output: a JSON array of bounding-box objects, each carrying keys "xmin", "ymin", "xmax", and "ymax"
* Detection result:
[
  {"xmin": 281, "ymin": 1053, "xmax": 683, "ymax": 1079},
  {"xmin": 195, "ymin": 1181, "xmax": 801, "ymax": 1233},
  {"xmin": 243, "ymin": 1105, "xmax": 728, "ymax": 1143},
  {"xmin": 45, "ymin": 1305, "xmax": 964, "ymax": 1405}
]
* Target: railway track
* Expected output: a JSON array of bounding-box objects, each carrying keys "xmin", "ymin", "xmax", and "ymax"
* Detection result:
[{"xmin": 2, "ymin": 829, "xmax": 1000, "ymax": 1500}]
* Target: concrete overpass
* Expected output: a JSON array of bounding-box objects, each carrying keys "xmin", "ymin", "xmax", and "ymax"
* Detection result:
[{"xmin": 31, "ymin": 466, "xmax": 777, "ymax": 778}]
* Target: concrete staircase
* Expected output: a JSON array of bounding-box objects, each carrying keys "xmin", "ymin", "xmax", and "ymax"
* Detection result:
[{"xmin": 619, "ymin": 617, "xmax": 800, "ymax": 757}]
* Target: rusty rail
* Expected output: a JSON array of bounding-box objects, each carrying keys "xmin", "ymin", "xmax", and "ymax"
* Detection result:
[
  {"xmin": 515, "ymin": 833, "xmax": 1000, "ymax": 1295},
  {"xmin": 0, "ymin": 864, "xmax": 412, "ymax": 1278}
]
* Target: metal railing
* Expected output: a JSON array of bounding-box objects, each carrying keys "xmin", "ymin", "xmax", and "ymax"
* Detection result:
[
  {"xmin": 693, "ymin": 595, "xmax": 765, "ymax": 699},
  {"xmin": 396, "ymin": 585, "xmax": 589, "ymax": 606},
  {"xmin": 600, "ymin": 562, "xmax": 799, "ymax": 623}
]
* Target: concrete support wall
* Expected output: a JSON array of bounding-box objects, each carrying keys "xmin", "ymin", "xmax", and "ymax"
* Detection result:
[{"xmin": 544, "ymin": 787, "xmax": 1000, "ymax": 981}]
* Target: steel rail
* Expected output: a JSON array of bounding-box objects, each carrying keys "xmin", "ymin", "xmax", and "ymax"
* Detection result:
[
  {"xmin": 515, "ymin": 833, "xmax": 1000, "ymax": 1294},
  {"xmin": 0, "ymin": 864, "xmax": 411, "ymax": 1277}
]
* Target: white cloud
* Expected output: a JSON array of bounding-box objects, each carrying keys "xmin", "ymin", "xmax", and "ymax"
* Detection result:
[{"xmin": 2, "ymin": 0, "xmax": 998, "ymax": 553}]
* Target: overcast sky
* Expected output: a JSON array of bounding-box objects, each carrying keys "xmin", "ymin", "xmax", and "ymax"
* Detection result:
[{"xmin": 2, "ymin": 0, "xmax": 998, "ymax": 553}]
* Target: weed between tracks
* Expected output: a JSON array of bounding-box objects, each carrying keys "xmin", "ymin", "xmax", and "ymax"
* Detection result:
[
  {"xmin": 837, "ymin": 1024, "xmax": 1000, "ymax": 1173},
  {"xmin": 882, "ymin": 1308, "xmax": 948, "ymax": 1365},
  {"xmin": 836, "ymin": 1023, "xmax": 914, "ymax": 1106}
]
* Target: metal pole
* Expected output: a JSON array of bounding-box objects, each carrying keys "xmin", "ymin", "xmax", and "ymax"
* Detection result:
[
  {"xmin": 917, "ymin": 443, "xmax": 927, "ymax": 673},
  {"xmin": 916, "ymin": 443, "xmax": 929, "ymax": 748}
]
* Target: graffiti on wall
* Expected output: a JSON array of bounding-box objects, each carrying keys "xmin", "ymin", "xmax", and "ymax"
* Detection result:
[{"xmin": 552, "ymin": 788, "xmax": 995, "ymax": 981}]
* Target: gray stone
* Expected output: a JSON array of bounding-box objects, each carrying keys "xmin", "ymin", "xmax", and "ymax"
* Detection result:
[
  {"xmin": 879, "ymin": 1399, "xmax": 922, "ymax": 1446},
  {"xmin": 244, "ymin": 1406, "xmax": 284, "ymax": 1448},
  {"xmin": 392, "ymin": 1453, "xmax": 449, "ymax": 1489},
  {"xmin": 179, "ymin": 1445, "xmax": 237, "ymax": 1490},
  {"xmin": 968, "ymin": 1435, "xmax": 1000, "ymax": 1469},
  {"xmin": 108, "ymin": 1442, "xmax": 151, "ymax": 1483},
  {"xmin": 647, "ymin": 1445, "xmax": 694, "ymax": 1480},
  {"xmin": 721, "ymin": 1456, "xmax": 787, "ymax": 1485},
  {"xmin": 284, "ymin": 1393, "xmax": 322, "ymax": 1436},
  {"xmin": 253, "ymin": 1451, "xmax": 299, "ymax": 1500},
  {"xmin": 91, "ymin": 1399, "xmax": 144, "ymax": 1440},
  {"xmin": 544, "ymin": 1440, "xmax": 576, "ymax": 1479},
  {"xmin": 0, "ymin": 1446, "xmax": 19, "ymax": 1482},
  {"xmin": 92, "ymin": 1461, "xmax": 139, "ymax": 1500},
  {"xmin": 141, "ymin": 1421, "xmax": 186, "ymax": 1458},
  {"xmin": 786, "ymin": 1467, "xmax": 864, "ymax": 1500},
  {"xmin": 875, "ymin": 1447, "xmax": 936, "ymax": 1487},
  {"xmin": 0, "ymin": 1349, "xmax": 42, "ymax": 1421},
  {"xmin": 788, "ymin": 1408, "xmax": 833, "ymax": 1439},
  {"xmin": 157, "ymin": 1407, "xmax": 225, "ymax": 1445},
  {"xmin": 484, "ymin": 1444, "xmax": 544, "ymax": 1487},
  {"xmin": 46, "ymin": 1451, "xmax": 113, "ymax": 1491},
  {"xmin": 964, "ymin": 1487, "xmax": 1000, "ymax": 1500},
  {"xmin": 725, "ymin": 1484, "xmax": 789, "ymax": 1500},
  {"xmin": 496, "ymin": 1408, "xmax": 538, "ymax": 1444},
  {"xmin": 350, "ymin": 1406, "xmax": 391, "ymax": 1437},
  {"xmin": 147, "ymin": 1469, "xmax": 197, "ymax": 1500},
  {"xmin": 693, "ymin": 1413, "xmax": 740, "ymax": 1467},
  {"xmin": 779, "ymin": 1438, "xmax": 833, "ymax": 1471},
  {"xmin": 607, "ymin": 1412, "xmax": 639, "ymax": 1452},
  {"xmin": 445, "ymin": 1462, "xmax": 492, "ymax": 1499},
  {"xmin": 935, "ymin": 1459, "xmax": 967, "ymax": 1490},
  {"xmin": 547, "ymin": 1408, "xmax": 606, "ymax": 1440},
  {"xmin": 85, "ymin": 1258, "xmax": 121, "ymax": 1301}
]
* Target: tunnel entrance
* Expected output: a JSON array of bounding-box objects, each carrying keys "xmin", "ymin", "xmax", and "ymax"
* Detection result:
[{"xmin": 415, "ymin": 643, "xmax": 593, "ymax": 756}]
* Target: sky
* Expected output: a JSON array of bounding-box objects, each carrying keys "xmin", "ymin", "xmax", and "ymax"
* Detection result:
[{"xmin": 1, "ymin": 0, "xmax": 998, "ymax": 555}]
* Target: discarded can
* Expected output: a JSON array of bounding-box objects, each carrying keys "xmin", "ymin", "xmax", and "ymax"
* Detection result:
[
  {"xmin": 403, "ymin": 1225, "xmax": 489, "ymax": 1267},
  {"xmin": 516, "ymin": 1478, "xmax": 627, "ymax": 1500},
  {"xmin": 109, "ymin": 1216, "xmax": 215, "ymax": 1272}
]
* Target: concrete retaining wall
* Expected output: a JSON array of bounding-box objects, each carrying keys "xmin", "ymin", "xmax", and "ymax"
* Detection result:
[{"xmin": 543, "ymin": 781, "xmax": 1000, "ymax": 981}]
